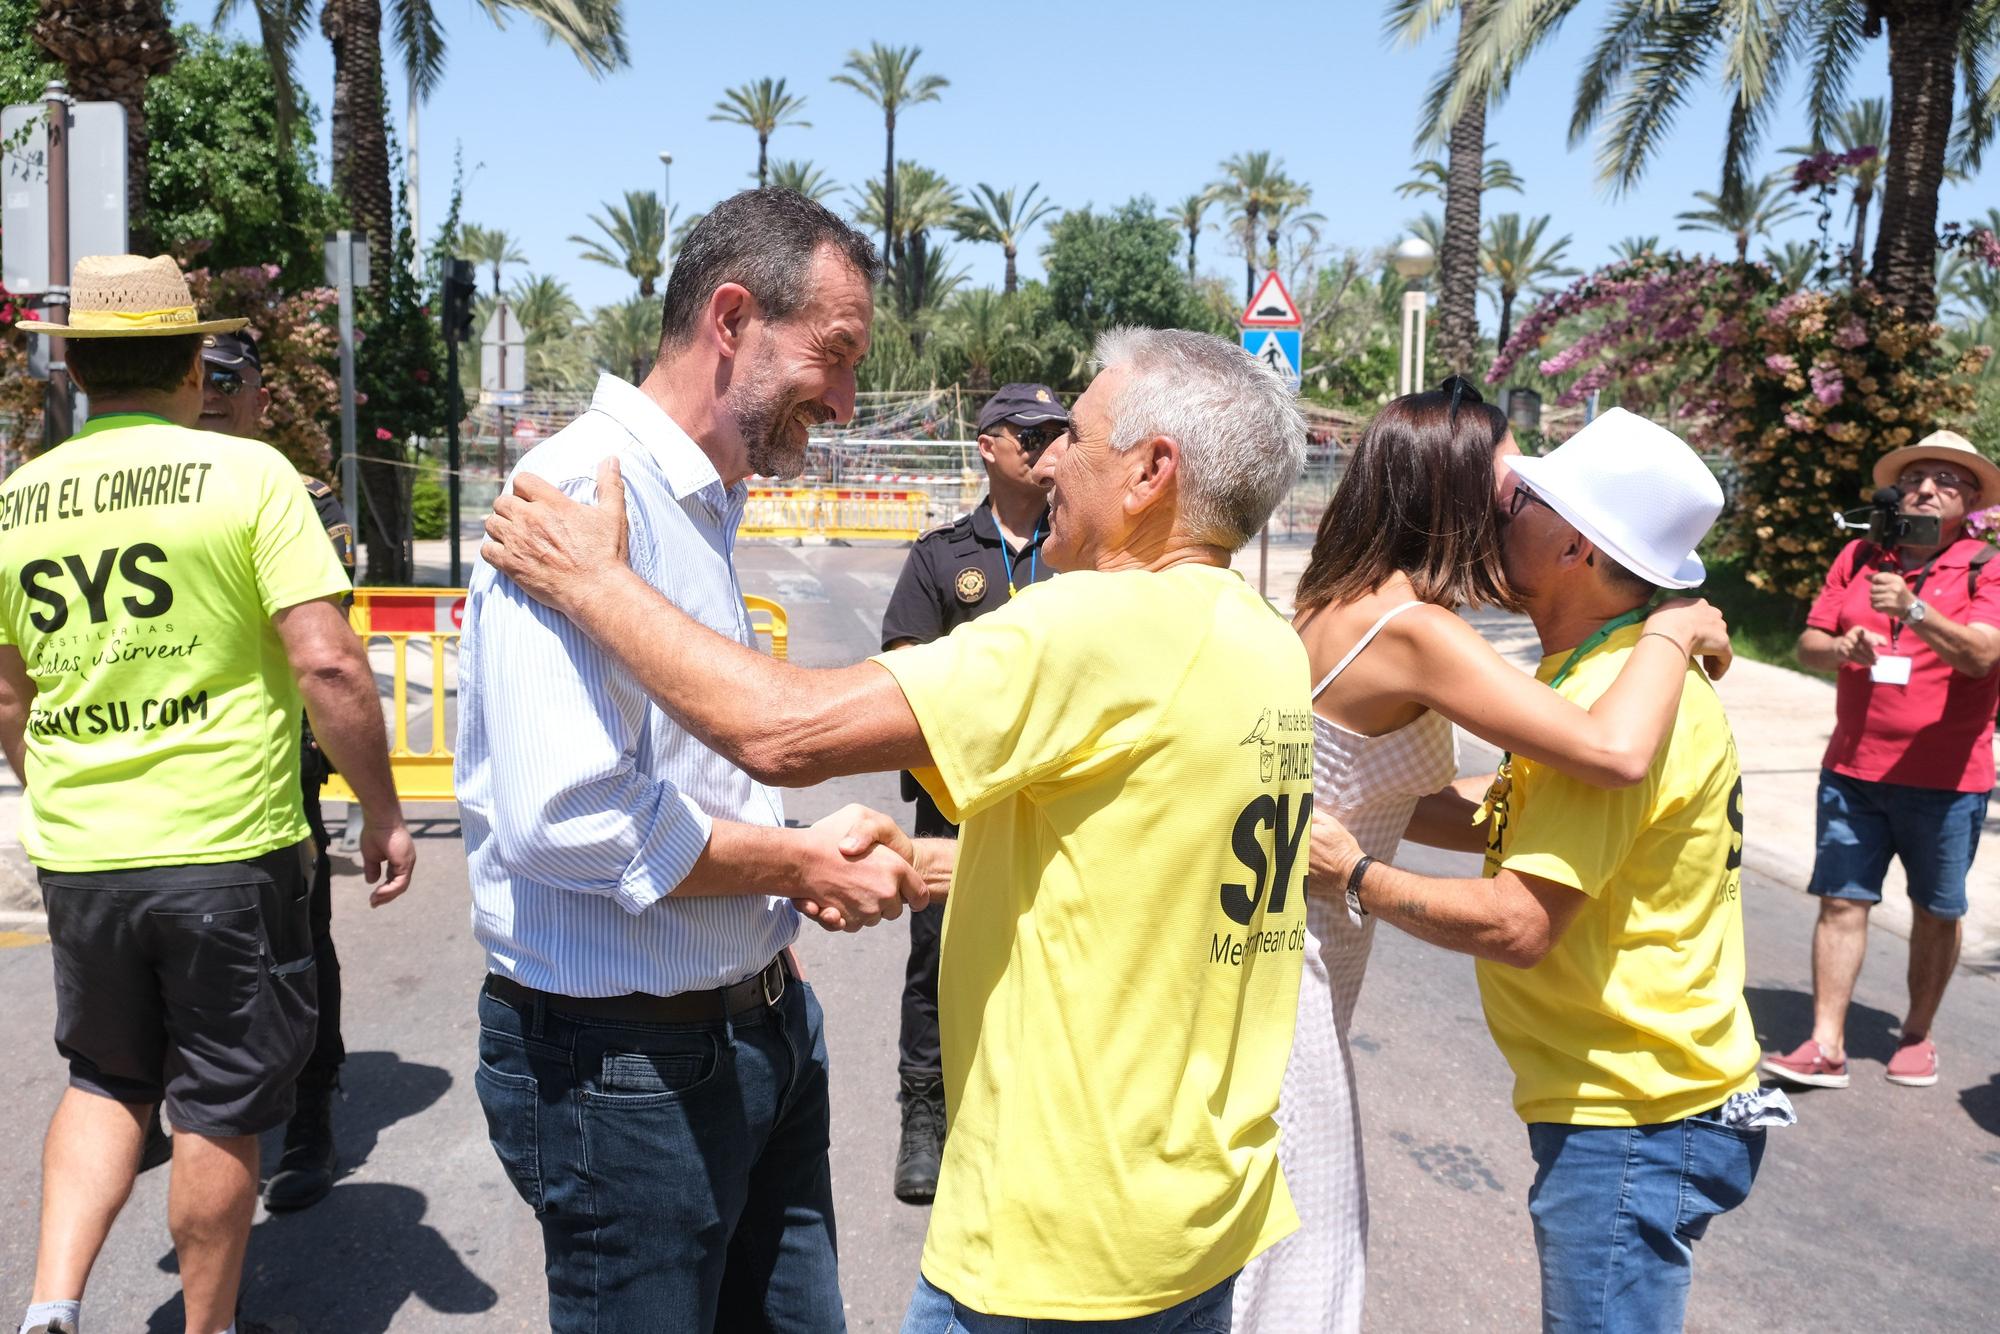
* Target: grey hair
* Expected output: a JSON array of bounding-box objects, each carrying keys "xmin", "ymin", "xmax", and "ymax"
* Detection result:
[{"xmin": 1091, "ymin": 327, "xmax": 1306, "ymax": 550}]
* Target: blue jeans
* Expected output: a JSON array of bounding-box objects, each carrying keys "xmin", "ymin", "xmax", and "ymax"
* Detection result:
[
  {"xmin": 901, "ymin": 1272, "xmax": 1234, "ymax": 1333},
  {"xmin": 1526, "ymin": 1113, "xmax": 1765, "ymax": 1334},
  {"xmin": 475, "ymin": 972, "xmax": 843, "ymax": 1333},
  {"xmin": 1808, "ymin": 769, "xmax": 1988, "ymax": 919}
]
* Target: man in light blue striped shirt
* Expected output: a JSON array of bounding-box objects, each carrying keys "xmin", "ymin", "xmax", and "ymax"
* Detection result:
[{"xmin": 456, "ymin": 190, "xmax": 916, "ymax": 1333}]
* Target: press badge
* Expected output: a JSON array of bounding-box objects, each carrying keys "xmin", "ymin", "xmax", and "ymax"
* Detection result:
[{"xmin": 1871, "ymin": 655, "xmax": 1913, "ymax": 686}]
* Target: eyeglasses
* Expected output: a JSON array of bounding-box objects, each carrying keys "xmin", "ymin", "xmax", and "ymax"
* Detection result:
[
  {"xmin": 1507, "ymin": 481, "xmax": 1554, "ymax": 519},
  {"xmin": 1011, "ymin": 422, "xmax": 1066, "ymax": 452},
  {"xmin": 206, "ymin": 369, "xmax": 244, "ymax": 397},
  {"xmin": 1897, "ymin": 465, "xmax": 1974, "ymax": 493}
]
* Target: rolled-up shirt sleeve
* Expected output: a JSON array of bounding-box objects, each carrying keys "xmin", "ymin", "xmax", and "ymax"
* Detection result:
[{"xmin": 472, "ymin": 483, "xmax": 711, "ymax": 913}]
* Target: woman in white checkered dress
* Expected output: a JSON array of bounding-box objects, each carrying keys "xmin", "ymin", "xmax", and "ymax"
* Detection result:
[{"xmin": 1232, "ymin": 381, "xmax": 1732, "ymax": 1334}]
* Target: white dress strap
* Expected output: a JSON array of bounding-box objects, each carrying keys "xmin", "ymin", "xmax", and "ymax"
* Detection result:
[{"xmin": 1310, "ymin": 601, "xmax": 1424, "ymax": 699}]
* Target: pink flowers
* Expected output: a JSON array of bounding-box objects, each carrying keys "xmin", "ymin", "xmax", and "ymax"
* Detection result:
[
  {"xmin": 1832, "ymin": 318, "xmax": 1869, "ymax": 349},
  {"xmin": 1791, "ymin": 146, "xmax": 1878, "ymax": 193},
  {"xmin": 1809, "ymin": 363, "xmax": 1846, "ymax": 406},
  {"xmin": 1765, "ymin": 353, "xmax": 1799, "ymax": 374},
  {"xmin": 375, "ymin": 427, "xmax": 393, "ymax": 440},
  {"xmin": 414, "ymin": 368, "xmax": 431, "ymax": 383}
]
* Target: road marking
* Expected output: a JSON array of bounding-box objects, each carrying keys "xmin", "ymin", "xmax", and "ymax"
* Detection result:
[{"xmin": 0, "ymin": 930, "xmax": 47, "ymax": 949}]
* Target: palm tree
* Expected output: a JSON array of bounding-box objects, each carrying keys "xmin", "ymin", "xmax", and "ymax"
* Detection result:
[
  {"xmin": 508, "ymin": 272, "xmax": 581, "ymax": 339},
  {"xmin": 33, "ymin": 0, "xmax": 177, "ymax": 248},
  {"xmin": 1262, "ymin": 195, "xmax": 1326, "ymax": 270},
  {"xmin": 1395, "ymin": 150, "xmax": 1524, "ymax": 199},
  {"xmin": 936, "ymin": 289, "xmax": 1036, "ymax": 391},
  {"xmin": 569, "ymin": 190, "xmax": 668, "ymax": 297},
  {"xmin": 1787, "ymin": 97, "xmax": 1891, "ymax": 285},
  {"xmin": 228, "ymin": 0, "xmax": 627, "ymax": 278},
  {"xmin": 1210, "ymin": 150, "xmax": 1301, "ymax": 302},
  {"xmin": 768, "ymin": 158, "xmax": 838, "ymax": 202},
  {"xmin": 1387, "ymin": 0, "xmax": 1503, "ymax": 383},
  {"xmin": 709, "ymin": 76, "xmax": 811, "ymax": 189},
  {"xmin": 1412, "ymin": 0, "xmax": 2000, "ymax": 322},
  {"xmin": 952, "ymin": 183, "xmax": 1058, "ymax": 295},
  {"xmin": 1168, "ymin": 193, "xmax": 1211, "ymax": 282},
  {"xmin": 1676, "ymin": 172, "xmax": 1807, "ymax": 264},
  {"xmin": 1480, "ymin": 212, "xmax": 1575, "ymax": 350},
  {"xmin": 854, "ymin": 161, "xmax": 960, "ymax": 317},
  {"xmin": 1405, "ymin": 211, "xmax": 1444, "ymax": 256},
  {"xmin": 1612, "ymin": 235, "xmax": 1662, "ymax": 261},
  {"xmin": 831, "ymin": 42, "xmax": 948, "ymax": 274},
  {"xmin": 593, "ymin": 295, "xmax": 658, "ymax": 384},
  {"xmin": 459, "ymin": 223, "xmax": 525, "ymax": 297},
  {"xmin": 1765, "ymin": 241, "xmax": 1826, "ymax": 291}
]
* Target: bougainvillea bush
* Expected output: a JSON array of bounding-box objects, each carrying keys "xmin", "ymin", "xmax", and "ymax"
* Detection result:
[{"xmin": 1489, "ymin": 253, "xmax": 1989, "ymax": 600}]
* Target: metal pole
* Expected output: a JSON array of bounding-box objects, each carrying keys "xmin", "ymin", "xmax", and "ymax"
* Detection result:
[
  {"xmin": 335, "ymin": 231, "xmax": 359, "ymax": 514},
  {"xmin": 446, "ymin": 347, "xmax": 462, "ymax": 584},
  {"xmin": 43, "ymin": 81, "xmax": 72, "ymax": 447}
]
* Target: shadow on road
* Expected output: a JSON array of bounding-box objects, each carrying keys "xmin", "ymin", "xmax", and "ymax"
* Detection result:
[
  {"xmin": 145, "ymin": 1183, "xmax": 499, "ymax": 1333},
  {"xmin": 1745, "ymin": 984, "xmax": 1905, "ymax": 1064},
  {"xmin": 1961, "ymin": 1075, "xmax": 2000, "ymax": 1139},
  {"xmin": 147, "ymin": 1052, "xmax": 489, "ymax": 1333}
]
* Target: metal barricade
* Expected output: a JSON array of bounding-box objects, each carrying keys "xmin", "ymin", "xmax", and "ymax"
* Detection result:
[
  {"xmin": 740, "ymin": 487, "xmax": 930, "ymax": 541},
  {"xmin": 322, "ymin": 587, "xmax": 791, "ymax": 808},
  {"xmin": 743, "ymin": 595, "xmax": 789, "ymax": 661}
]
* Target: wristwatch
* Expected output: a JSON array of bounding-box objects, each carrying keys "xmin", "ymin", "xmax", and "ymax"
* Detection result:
[
  {"xmin": 1907, "ymin": 598, "xmax": 1929, "ymax": 625},
  {"xmin": 1345, "ymin": 855, "xmax": 1376, "ymax": 919}
]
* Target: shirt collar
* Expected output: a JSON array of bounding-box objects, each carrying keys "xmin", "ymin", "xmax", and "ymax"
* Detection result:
[
  {"xmin": 588, "ymin": 374, "xmax": 733, "ymax": 503},
  {"xmin": 971, "ymin": 495, "xmax": 1048, "ymax": 551}
]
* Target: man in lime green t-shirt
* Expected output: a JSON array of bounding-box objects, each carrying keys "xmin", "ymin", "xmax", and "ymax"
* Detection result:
[
  {"xmin": 1313, "ymin": 409, "xmax": 1784, "ymax": 1334},
  {"xmin": 478, "ymin": 327, "xmax": 1313, "ymax": 1327},
  {"xmin": 0, "ymin": 255, "xmax": 415, "ymax": 1334}
]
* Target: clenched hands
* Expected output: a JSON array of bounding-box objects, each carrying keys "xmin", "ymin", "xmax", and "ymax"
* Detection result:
[
  {"xmin": 790, "ymin": 804, "xmax": 930, "ymax": 934},
  {"xmin": 483, "ymin": 457, "xmax": 631, "ymax": 616}
]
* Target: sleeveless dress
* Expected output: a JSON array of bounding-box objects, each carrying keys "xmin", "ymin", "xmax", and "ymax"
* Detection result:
[{"xmin": 1233, "ymin": 602, "xmax": 1460, "ymax": 1334}]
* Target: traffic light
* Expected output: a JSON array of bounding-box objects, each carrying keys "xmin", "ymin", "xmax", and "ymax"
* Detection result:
[{"xmin": 441, "ymin": 258, "xmax": 477, "ymax": 345}]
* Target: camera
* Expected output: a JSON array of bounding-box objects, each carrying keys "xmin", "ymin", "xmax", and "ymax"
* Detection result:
[{"xmin": 1833, "ymin": 486, "xmax": 1941, "ymax": 549}]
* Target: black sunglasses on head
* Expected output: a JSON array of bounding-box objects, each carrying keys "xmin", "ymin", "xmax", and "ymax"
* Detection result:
[{"xmin": 1439, "ymin": 374, "xmax": 1484, "ymax": 427}]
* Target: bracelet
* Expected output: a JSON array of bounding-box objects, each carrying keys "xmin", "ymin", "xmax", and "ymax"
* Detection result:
[{"xmin": 1638, "ymin": 630, "xmax": 1689, "ymax": 655}]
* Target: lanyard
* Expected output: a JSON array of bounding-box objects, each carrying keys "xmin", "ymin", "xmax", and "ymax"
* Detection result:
[
  {"xmin": 1476, "ymin": 606, "xmax": 1650, "ymax": 826},
  {"xmin": 1886, "ymin": 550, "xmax": 1942, "ymax": 652},
  {"xmin": 1004, "ymin": 516, "xmax": 1046, "ymax": 598}
]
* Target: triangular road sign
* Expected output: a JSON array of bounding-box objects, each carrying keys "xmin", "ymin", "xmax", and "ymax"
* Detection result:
[{"xmin": 1240, "ymin": 271, "xmax": 1301, "ymax": 327}]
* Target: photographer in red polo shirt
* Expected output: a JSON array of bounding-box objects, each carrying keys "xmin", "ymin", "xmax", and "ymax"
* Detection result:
[{"xmin": 1765, "ymin": 430, "xmax": 2000, "ymax": 1092}]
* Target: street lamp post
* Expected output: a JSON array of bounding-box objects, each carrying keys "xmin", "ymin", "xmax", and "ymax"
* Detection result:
[{"xmin": 1392, "ymin": 236, "xmax": 1437, "ymax": 397}]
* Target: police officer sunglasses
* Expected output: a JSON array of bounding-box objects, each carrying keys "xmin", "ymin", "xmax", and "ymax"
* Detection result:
[
  {"xmin": 207, "ymin": 368, "xmax": 245, "ymax": 397},
  {"xmin": 1009, "ymin": 422, "xmax": 1065, "ymax": 452}
]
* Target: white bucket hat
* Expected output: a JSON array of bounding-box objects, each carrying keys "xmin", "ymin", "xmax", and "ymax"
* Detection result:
[{"xmin": 1506, "ymin": 407, "xmax": 1723, "ymax": 589}]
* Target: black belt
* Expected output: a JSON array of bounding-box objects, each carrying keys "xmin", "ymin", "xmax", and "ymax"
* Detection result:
[{"xmin": 484, "ymin": 954, "xmax": 788, "ymax": 1024}]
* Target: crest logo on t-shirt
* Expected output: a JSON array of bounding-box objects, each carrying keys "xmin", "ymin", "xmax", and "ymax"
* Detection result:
[{"xmin": 954, "ymin": 567, "xmax": 987, "ymax": 604}]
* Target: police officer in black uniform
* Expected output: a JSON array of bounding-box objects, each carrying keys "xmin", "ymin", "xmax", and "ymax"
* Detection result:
[
  {"xmin": 199, "ymin": 332, "xmax": 357, "ymax": 1211},
  {"xmin": 879, "ymin": 383, "xmax": 1067, "ymax": 1203}
]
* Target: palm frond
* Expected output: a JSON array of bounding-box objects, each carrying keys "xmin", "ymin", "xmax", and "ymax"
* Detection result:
[
  {"xmin": 1595, "ymin": 4, "xmax": 1727, "ymax": 193},
  {"xmin": 1804, "ymin": 0, "xmax": 1868, "ymax": 149},
  {"xmin": 214, "ymin": 0, "xmax": 315, "ymax": 145},
  {"xmin": 472, "ymin": 0, "xmax": 629, "ymax": 78}
]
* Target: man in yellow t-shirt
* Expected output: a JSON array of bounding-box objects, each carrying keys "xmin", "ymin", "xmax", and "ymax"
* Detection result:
[
  {"xmin": 1313, "ymin": 409, "xmax": 1780, "ymax": 1334},
  {"xmin": 478, "ymin": 328, "xmax": 1313, "ymax": 1327},
  {"xmin": 1, "ymin": 256, "xmax": 414, "ymax": 1334}
]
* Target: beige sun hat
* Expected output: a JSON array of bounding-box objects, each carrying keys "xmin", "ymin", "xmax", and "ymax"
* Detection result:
[
  {"xmin": 1871, "ymin": 429, "xmax": 2000, "ymax": 501},
  {"xmin": 17, "ymin": 254, "xmax": 247, "ymax": 338}
]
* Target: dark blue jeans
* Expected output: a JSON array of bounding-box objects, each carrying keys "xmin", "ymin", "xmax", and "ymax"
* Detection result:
[
  {"xmin": 1527, "ymin": 1112, "xmax": 1765, "ymax": 1334},
  {"xmin": 475, "ymin": 972, "xmax": 844, "ymax": 1333}
]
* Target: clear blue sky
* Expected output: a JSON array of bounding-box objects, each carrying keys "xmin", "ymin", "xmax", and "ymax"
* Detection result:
[{"xmin": 225, "ymin": 1, "xmax": 1985, "ymax": 324}]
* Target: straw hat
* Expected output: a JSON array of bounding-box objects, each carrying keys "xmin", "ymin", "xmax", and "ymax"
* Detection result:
[
  {"xmin": 1505, "ymin": 407, "xmax": 1724, "ymax": 589},
  {"xmin": 1870, "ymin": 429, "xmax": 2000, "ymax": 502},
  {"xmin": 17, "ymin": 254, "xmax": 247, "ymax": 338}
]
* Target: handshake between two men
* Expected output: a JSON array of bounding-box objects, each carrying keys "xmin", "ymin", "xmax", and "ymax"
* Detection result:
[{"xmin": 789, "ymin": 804, "xmax": 952, "ymax": 933}]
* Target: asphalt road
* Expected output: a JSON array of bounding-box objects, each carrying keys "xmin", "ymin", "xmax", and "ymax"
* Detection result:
[{"xmin": 1, "ymin": 544, "xmax": 1996, "ymax": 1331}]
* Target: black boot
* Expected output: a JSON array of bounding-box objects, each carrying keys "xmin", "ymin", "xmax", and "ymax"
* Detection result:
[
  {"xmin": 264, "ymin": 1080, "xmax": 337, "ymax": 1212},
  {"xmin": 893, "ymin": 1077, "xmax": 946, "ymax": 1205}
]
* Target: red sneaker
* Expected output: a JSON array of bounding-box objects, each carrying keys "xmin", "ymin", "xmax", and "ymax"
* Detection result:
[
  {"xmin": 1760, "ymin": 1039, "xmax": 1850, "ymax": 1089},
  {"xmin": 1885, "ymin": 1036, "xmax": 1939, "ymax": 1087}
]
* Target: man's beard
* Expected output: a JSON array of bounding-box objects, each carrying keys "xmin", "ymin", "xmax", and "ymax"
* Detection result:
[{"xmin": 727, "ymin": 363, "xmax": 826, "ymax": 480}]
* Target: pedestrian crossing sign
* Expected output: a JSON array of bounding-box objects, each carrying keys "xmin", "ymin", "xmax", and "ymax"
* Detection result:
[{"xmin": 1241, "ymin": 328, "xmax": 1302, "ymax": 390}]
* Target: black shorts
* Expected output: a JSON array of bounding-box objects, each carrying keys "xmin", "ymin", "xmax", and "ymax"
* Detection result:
[{"xmin": 40, "ymin": 841, "xmax": 318, "ymax": 1137}]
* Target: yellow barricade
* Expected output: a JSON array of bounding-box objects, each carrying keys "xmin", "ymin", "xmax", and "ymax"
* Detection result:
[
  {"xmin": 741, "ymin": 487, "xmax": 928, "ymax": 541},
  {"xmin": 321, "ymin": 587, "xmax": 791, "ymax": 807}
]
